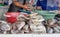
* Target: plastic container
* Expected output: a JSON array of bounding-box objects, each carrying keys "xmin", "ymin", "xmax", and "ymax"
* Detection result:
[
  {"xmin": 19, "ymin": 10, "xmax": 31, "ymax": 14},
  {"xmin": 4, "ymin": 12, "xmax": 28, "ymax": 24},
  {"xmin": 0, "ymin": 4, "xmax": 5, "ymax": 6},
  {"xmin": 34, "ymin": 10, "xmax": 57, "ymax": 20},
  {"xmin": 4, "ymin": 12, "xmax": 20, "ymax": 23}
]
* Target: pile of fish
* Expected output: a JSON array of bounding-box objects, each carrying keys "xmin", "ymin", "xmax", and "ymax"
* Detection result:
[
  {"xmin": 0, "ymin": 13, "xmax": 60, "ymax": 34},
  {"xmin": 29, "ymin": 13, "xmax": 46, "ymax": 34}
]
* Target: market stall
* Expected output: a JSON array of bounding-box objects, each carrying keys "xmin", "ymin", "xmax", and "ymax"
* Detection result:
[
  {"xmin": 0, "ymin": 0, "xmax": 60, "ymax": 34},
  {"xmin": 0, "ymin": 9, "xmax": 59, "ymax": 34}
]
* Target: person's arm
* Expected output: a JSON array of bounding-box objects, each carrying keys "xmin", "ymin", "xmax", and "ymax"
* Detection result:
[
  {"xmin": 13, "ymin": 0, "xmax": 29, "ymax": 10},
  {"xmin": 13, "ymin": 1, "xmax": 24, "ymax": 8}
]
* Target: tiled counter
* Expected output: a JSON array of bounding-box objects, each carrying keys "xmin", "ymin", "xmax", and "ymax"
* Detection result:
[{"xmin": 0, "ymin": 34, "xmax": 60, "ymax": 37}]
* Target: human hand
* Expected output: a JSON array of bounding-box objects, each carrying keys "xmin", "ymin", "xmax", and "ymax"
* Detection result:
[{"xmin": 23, "ymin": 5, "xmax": 33, "ymax": 11}]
